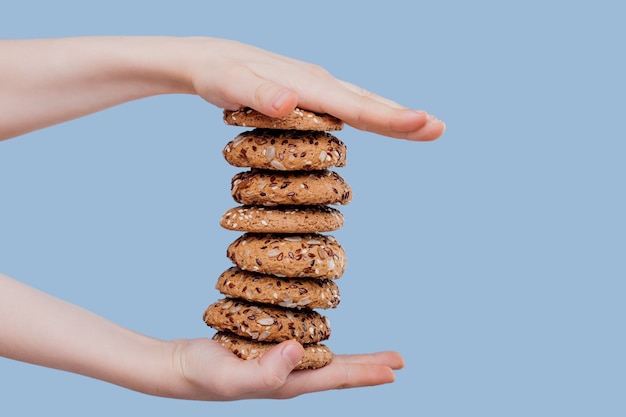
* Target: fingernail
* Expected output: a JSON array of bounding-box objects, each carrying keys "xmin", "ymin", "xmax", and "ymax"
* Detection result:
[
  {"xmin": 281, "ymin": 342, "xmax": 304, "ymax": 367},
  {"xmin": 427, "ymin": 114, "xmax": 442, "ymax": 124},
  {"xmin": 272, "ymin": 89, "xmax": 293, "ymax": 111}
]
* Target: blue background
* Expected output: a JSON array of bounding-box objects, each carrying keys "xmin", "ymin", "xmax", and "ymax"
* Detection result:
[{"xmin": 1, "ymin": 1, "xmax": 624, "ymax": 416}]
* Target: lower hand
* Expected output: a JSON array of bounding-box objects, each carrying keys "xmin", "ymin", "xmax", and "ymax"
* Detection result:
[{"xmin": 159, "ymin": 338, "xmax": 404, "ymax": 401}]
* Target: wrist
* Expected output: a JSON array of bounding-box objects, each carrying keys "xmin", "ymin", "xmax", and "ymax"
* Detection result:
[{"xmin": 91, "ymin": 36, "xmax": 197, "ymax": 97}]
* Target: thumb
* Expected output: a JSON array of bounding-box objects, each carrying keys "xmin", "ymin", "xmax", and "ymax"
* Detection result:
[
  {"xmin": 251, "ymin": 82, "xmax": 299, "ymax": 118},
  {"xmin": 216, "ymin": 71, "xmax": 298, "ymax": 118},
  {"xmin": 255, "ymin": 340, "xmax": 304, "ymax": 391}
]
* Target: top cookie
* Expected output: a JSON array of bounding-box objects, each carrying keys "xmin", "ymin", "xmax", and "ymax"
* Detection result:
[{"xmin": 224, "ymin": 107, "xmax": 344, "ymax": 131}]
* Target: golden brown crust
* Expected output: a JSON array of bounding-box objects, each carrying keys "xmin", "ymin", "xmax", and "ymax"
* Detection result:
[
  {"xmin": 203, "ymin": 298, "xmax": 331, "ymax": 344},
  {"xmin": 220, "ymin": 205, "xmax": 344, "ymax": 233},
  {"xmin": 226, "ymin": 233, "xmax": 347, "ymax": 279},
  {"xmin": 231, "ymin": 169, "xmax": 352, "ymax": 206},
  {"xmin": 223, "ymin": 108, "xmax": 343, "ymax": 131},
  {"xmin": 215, "ymin": 267, "xmax": 340, "ymax": 309},
  {"xmin": 223, "ymin": 129, "xmax": 347, "ymax": 171},
  {"xmin": 213, "ymin": 331, "xmax": 333, "ymax": 369}
]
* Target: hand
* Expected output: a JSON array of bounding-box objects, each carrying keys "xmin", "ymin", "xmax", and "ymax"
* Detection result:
[
  {"xmin": 185, "ymin": 38, "xmax": 445, "ymax": 141},
  {"xmin": 160, "ymin": 338, "xmax": 404, "ymax": 400}
]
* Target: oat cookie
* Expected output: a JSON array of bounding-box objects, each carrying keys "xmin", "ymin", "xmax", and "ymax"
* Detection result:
[
  {"xmin": 226, "ymin": 233, "xmax": 346, "ymax": 279},
  {"xmin": 224, "ymin": 107, "xmax": 343, "ymax": 131},
  {"xmin": 216, "ymin": 267, "xmax": 340, "ymax": 309},
  {"xmin": 231, "ymin": 169, "xmax": 352, "ymax": 206},
  {"xmin": 223, "ymin": 129, "xmax": 347, "ymax": 171},
  {"xmin": 213, "ymin": 331, "xmax": 333, "ymax": 369},
  {"xmin": 220, "ymin": 205, "xmax": 344, "ymax": 233},
  {"xmin": 203, "ymin": 298, "xmax": 331, "ymax": 344}
]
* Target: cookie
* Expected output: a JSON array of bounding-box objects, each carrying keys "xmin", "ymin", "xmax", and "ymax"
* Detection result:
[
  {"xmin": 203, "ymin": 298, "xmax": 331, "ymax": 343},
  {"xmin": 213, "ymin": 331, "xmax": 333, "ymax": 370},
  {"xmin": 220, "ymin": 205, "xmax": 344, "ymax": 233},
  {"xmin": 231, "ymin": 169, "xmax": 352, "ymax": 206},
  {"xmin": 224, "ymin": 107, "xmax": 343, "ymax": 131},
  {"xmin": 223, "ymin": 129, "xmax": 347, "ymax": 171},
  {"xmin": 216, "ymin": 267, "xmax": 341, "ymax": 309},
  {"xmin": 227, "ymin": 233, "xmax": 346, "ymax": 279}
]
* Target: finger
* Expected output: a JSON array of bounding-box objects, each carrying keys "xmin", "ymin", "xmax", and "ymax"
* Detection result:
[
  {"xmin": 268, "ymin": 351, "xmax": 405, "ymax": 399},
  {"xmin": 330, "ymin": 351, "xmax": 405, "ymax": 370},
  {"xmin": 210, "ymin": 65, "xmax": 299, "ymax": 118},
  {"xmin": 337, "ymin": 79, "xmax": 408, "ymax": 109},
  {"xmin": 298, "ymin": 78, "xmax": 445, "ymax": 141},
  {"xmin": 225, "ymin": 340, "xmax": 304, "ymax": 398}
]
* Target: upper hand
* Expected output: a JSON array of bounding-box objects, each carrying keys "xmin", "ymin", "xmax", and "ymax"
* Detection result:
[{"xmin": 186, "ymin": 38, "xmax": 445, "ymax": 141}]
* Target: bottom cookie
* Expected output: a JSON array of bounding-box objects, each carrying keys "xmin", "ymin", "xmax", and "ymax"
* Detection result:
[{"xmin": 212, "ymin": 331, "xmax": 333, "ymax": 370}]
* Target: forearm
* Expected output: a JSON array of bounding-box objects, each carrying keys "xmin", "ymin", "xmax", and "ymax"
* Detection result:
[
  {"xmin": 0, "ymin": 272, "xmax": 172, "ymax": 395},
  {"xmin": 0, "ymin": 36, "xmax": 195, "ymax": 140}
]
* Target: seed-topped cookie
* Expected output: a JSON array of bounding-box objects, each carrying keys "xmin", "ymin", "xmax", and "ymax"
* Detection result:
[
  {"xmin": 226, "ymin": 233, "xmax": 347, "ymax": 279},
  {"xmin": 223, "ymin": 129, "xmax": 347, "ymax": 171},
  {"xmin": 213, "ymin": 331, "xmax": 333, "ymax": 370},
  {"xmin": 224, "ymin": 107, "xmax": 343, "ymax": 131},
  {"xmin": 216, "ymin": 267, "xmax": 341, "ymax": 309},
  {"xmin": 203, "ymin": 298, "xmax": 331, "ymax": 344},
  {"xmin": 231, "ymin": 169, "xmax": 352, "ymax": 206},
  {"xmin": 220, "ymin": 205, "xmax": 344, "ymax": 233}
]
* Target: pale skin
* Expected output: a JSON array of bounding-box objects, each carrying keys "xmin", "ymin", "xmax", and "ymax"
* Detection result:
[{"xmin": 0, "ymin": 36, "xmax": 444, "ymax": 401}]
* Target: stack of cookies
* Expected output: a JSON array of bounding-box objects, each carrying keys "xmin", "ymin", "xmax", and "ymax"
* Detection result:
[{"xmin": 203, "ymin": 107, "xmax": 352, "ymax": 369}]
